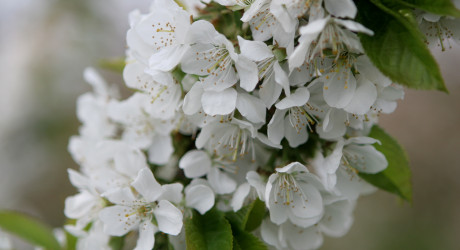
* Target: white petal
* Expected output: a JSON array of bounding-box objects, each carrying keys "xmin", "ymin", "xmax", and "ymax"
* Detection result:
[
  {"xmin": 260, "ymin": 219, "xmax": 280, "ymax": 248},
  {"xmin": 201, "ymin": 88, "xmax": 237, "ymax": 115},
  {"xmin": 287, "ymin": 211, "xmax": 323, "ymax": 228},
  {"xmin": 123, "ymin": 61, "xmax": 147, "ymax": 89},
  {"xmin": 265, "ymin": 174, "xmax": 275, "ymax": 207},
  {"xmin": 64, "ymin": 192, "xmax": 98, "ymax": 219},
  {"xmin": 275, "ymin": 87, "xmax": 310, "ymax": 109},
  {"xmin": 148, "ymin": 134, "xmax": 174, "ymax": 165},
  {"xmin": 83, "ymin": 67, "xmax": 108, "ymax": 97},
  {"xmin": 102, "ymin": 187, "xmax": 136, "ymax": 205},
  {"xmin": 276, "ymin": 162, "xmax": 309, "ymax": 174},
  {"xmin": 320, "ymin": 199, "xmax": 355, "ymax": 237},
  {"xmin": 335, "ymin": 19, "xmax": 373, "ymax": 35},
  {"xmin": 154, "ymin": 200, "xmax": 183, "ymax": 235},
  {"xmin": 67, "ymin": 169, "xmax": 91, "ymax": 191},
  {"xmin": 270, "ymin": 0, "xmax": 297, "ymax": 32},
  {"xmin": 289, "ymin": 182, "xmax": 323, "ymax": 219},
  {"xmin": 185, "ymin": 184, "xmax": 215, "ymax": 214},
  {"xmin": 273, "ymin": 61, "xmax": 290, "ymax": 95},
  {"xmin": 241, "ymin": 0, "xmax": 266, "ymax": 22},
  {"xmin": 107, "ymin": 93, "xmax": 147, "ymax": 124},
  {"xmin": 344, "ymin": 145, "xmax": 388, "ymax": 173},
  {"xmin": 246, "ymin": 171, "xmax": 266, "ymax": 201},
  {"xmin": 289, "ymin": 63, "xmax": 313, "ymax": 86},
  {"xmin": 144, "ymin": 69, "xmax": 174, "ymax": 86},
  {"xmin": 324, "ymin": 140, "xmax": 345, "ymax": 173},
  {"xmin": 159, "ymin": 183, "xmax": 184, "ymax": 204},
  {"xmin": 113, "ymin": 147, "xmax": 148, "ymax": 178},
  {"xmin": 231, "ymin": 183, "xmax": 251, "ymax": 211},
  {"xmin": 261, "ymin": 219, "xmax": 281, "ymax": 248},
  {"xmin": 281, "ymin": 223, "xmax": 323, "ymax": 250},
  {"xmin": 207, "ymin": 168, "xmax": 237, "ymax": 194},
  {"xmin": 319, "ymin": 108, "xmax": 347, "ymax": 139},
  {"xmin": 237, "ymin": 36, "xmax": 273, "ymax": 61},
  {"xmin": 132, "ymin": 168, "xmax": 163, "ymax": 202},
  {"xmin": 195, "ymin": 122, "xmax": 218, "ymax": 149},
  {"xmin": 345, "ymin": 136, "xmax": 379, "ymax": 145},
  {"xmin": 335, "ymin": 167, "xmax": 376, "ymax": 199},
  {"xmin": 259, "ymin": 76, "xmax": 283, "ymax": 108},
  {"xmin": 267, "ymin": 193, "xmax": 288, "ymax": 224},
  {"xmin": 355, "ymin": 55, "xmax": 391, "ymax": 87},
  {"xmin": 257, "ymin": 133, "xmax": 283, "ymax": 149},
  {"xmin": 185, "ymin": 20, "xmax": 220, "ymax": 44},
  {"xmin": 99, "ymin": 205, "xmax": 139, "ymax": 236},
  {"xmin": 179, "ymin": 150, "xmax": 212, "ymax": 178},
  {"xmin": 149, "ymin": 45, "xmax": 189, "ymax": 71},
  {"xmin": 126, "ymin": 28, "xmax": 154, "ymax": 63},
  {"xmin": 323, "ymin": 70, "xmax": 357, "ymax": 109},
  {"xmin": 181, "ymin": 43, "xmax": 216, "ymax": 75},
  {"xmin": 289, "ymin": 41, "xmax": 309, "ymax": 71},
  {"xmin": 134, "ymin": 221, "xmax": 156, "ymax": 250},
  {"xmin": 144, "ymin": 85, "xmax": 181, "ymax": 121},
  {"xmin": 201, "ymin": 67, "xmax": 238, "ymax": 92},
  {"xmin": 284, "ymin": 115, "xmax": 308, "ymax": 147},
  {"xmin": 183, "ymin": 83, "xmax": 204, "ymax": 115},
  {"xmin": 267, "ymin": 109, "xmax": 286, "ymax": 145},
  {"xmin": 236, "ymin": 92, "xmax": 266, "ymax": 123},
  {"xmin": 236, "ymin": 56, "xmax": 259, "ymax": 92},
  {"xmin": 344, "ymin": 76, "xmax": 377, "ymax": 115},
  {"xmin": 299, "ymin": 17, "xmax": 330, "ymax": 36},
  {"xmin": 310, "ymin": 153, "xmax": 335, "ymax": 191},
  {"xmin": 325, "ymin": 0, "xmax": 357, "ymax": 18}
]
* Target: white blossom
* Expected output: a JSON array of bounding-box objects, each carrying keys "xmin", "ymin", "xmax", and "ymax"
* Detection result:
[
  {"xmin": 99, "ymin": 168, "xmax": 183, "ymax": 250},
  {"xmin": 265, "ymin": 162, "xmax": 324, "ymax": 227}
]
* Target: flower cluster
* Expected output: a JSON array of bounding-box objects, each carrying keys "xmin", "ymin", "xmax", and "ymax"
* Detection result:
[
  {"xmin": 416, "ymin": 9, "xmax": 460, "ymax": 51},
  {"xmin": 65, "ymin": 0, "xmax": 407, "ymax": 249}
]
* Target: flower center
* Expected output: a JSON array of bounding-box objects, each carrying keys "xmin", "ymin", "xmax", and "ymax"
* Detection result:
[
  {"xmin": 151, "ymin": 21, "xmax": 177, "ymax": 51},
  {"xmin": 274, "ymin": 173, "xmax": 308, "ymax": 207},
  {"xmin": 288, "ymin": 106, "xmax": 318, "ymax": 133},
  {"xmin": 212, "ymin": 125, "xmax": 255, "ymax": 161}
]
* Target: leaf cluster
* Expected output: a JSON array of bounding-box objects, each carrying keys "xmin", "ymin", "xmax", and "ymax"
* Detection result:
[
  {"xmin": 185, "ymin": 199, "xmax": 267, "ymax": 250},
  {"xmin": 355, "ymin": 0, "xmax": 456, "ymax": 92}
]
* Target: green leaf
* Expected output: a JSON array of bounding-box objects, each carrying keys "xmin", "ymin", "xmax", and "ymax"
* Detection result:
[
  {"xmin": 225, "ymin": 199, "xmax": 265, "ymax": 232},
  {"xmin": 109, "ymin": 236, "xmax": 125, "ymax": 250},
  {"xmin": 98, "ymin": 58, "xmax": 126, "ymax": 73},
  {"xmin": 0, "ymin": 210, "xmax": 61, "ymax": 250},
  {"xmin": 359, "ymin": 125, "xmax": 412, "ymax": 201},
  {"xmin": 356, "ymin": 0, "xmax": 448, "ymax": 92},
  {"xmin": 233, "ymin": 237, "xmax": 243, "ymax": 250},
  {"xmin": 230, "ymin": 225, "xmax": 267, "ymax": 250},
  {"xmin": 396, "ymin": 0, "xmax": 460, "ymax": 17},
  {"xmin": 185, "ymin": 208, "xmax": 233, "ymax": 250},
  {"xmin": 244, "ymin": 199, "xmax": 266, "ymax": 231},
  {"xmin": 64, "ymin": 230, "xmax": 77, "ymax": 250}
]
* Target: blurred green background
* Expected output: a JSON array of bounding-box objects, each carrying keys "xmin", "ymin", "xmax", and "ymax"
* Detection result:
[{"xmin": 0, "ymin": 0, "xmax": 459, "ymax": 249}]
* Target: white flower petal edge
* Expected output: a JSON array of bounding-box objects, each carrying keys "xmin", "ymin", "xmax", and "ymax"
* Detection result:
[{"xmin": 153, "ymin": 200, "xmax": 183, "ymax": 235}]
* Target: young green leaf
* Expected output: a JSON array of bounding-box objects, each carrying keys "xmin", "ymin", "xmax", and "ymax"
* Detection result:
[
  {"xmin": 225, "ymin": 199, "xmax": 265, "ymax": 232},
  {"xmin": 230, "ymin": 225, "xmax": 268, "ymax": 250},
  {"xmin": 98, "ymin": 58, "xmax": 126, "ymax": 73},
  {"xmin": 109, "ymin": 236, "xmax": 125, "ymax": 250},
  {"xmin": 356, "ymin": 0, "xmax": 448, "ymax": 92},
  {"xmin": 185, "ymin": 208, "xmax": 233, "ymax": 250},
  {"xmin": 359, "ymin": 125, "xmax": 412, "ymax": 201},
  {"xmin": 243, "ymin": 199, "xmax": 266, "ymax": 232},
  {"xmin": 65, "ymin": 230, "xmax": 77, "ymax": 250},
  {"xmin": 233, "ymin": 237, "xmax": 243, "ymax": 250},
  {"xmin": 395, "ymin": 0, "xmax": 460, "ymax": 17},
  {"xmin": 0, "ymin": 210, "xmax": 61, "ymax": 250}
]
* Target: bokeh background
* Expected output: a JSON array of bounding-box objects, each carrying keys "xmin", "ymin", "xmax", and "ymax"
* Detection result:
[{"xmin": 0, "ymin": 0, "xmax": 459, "ymax": 249}]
